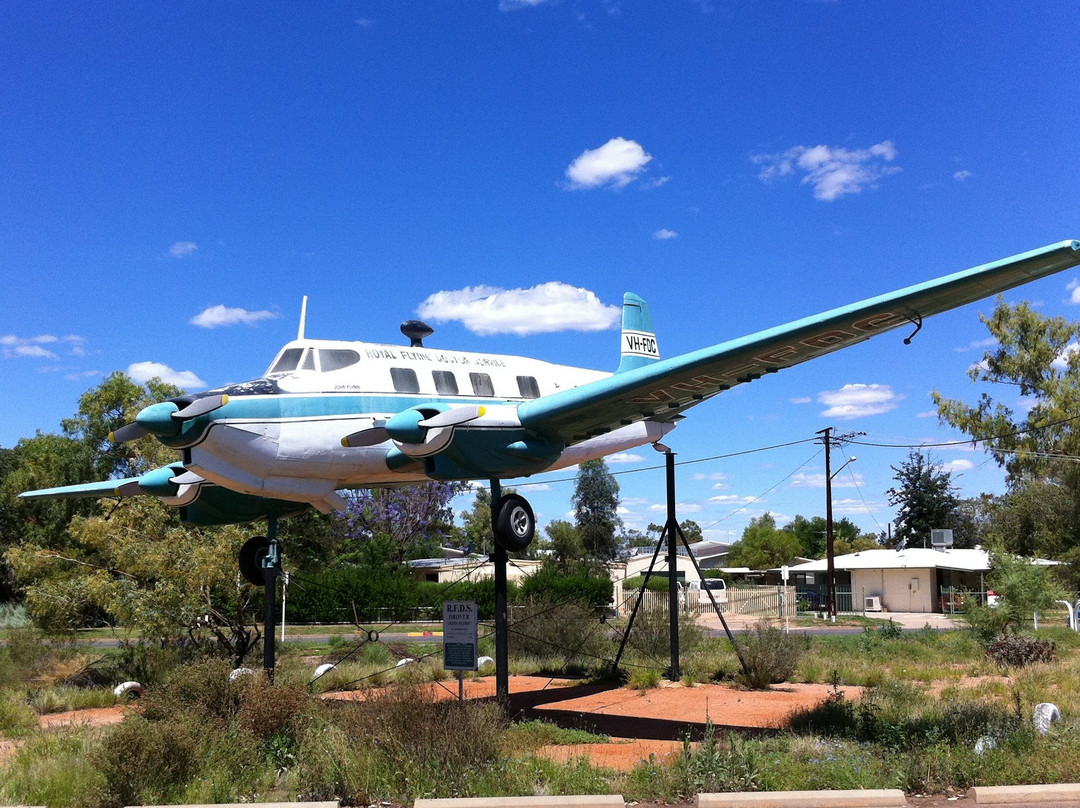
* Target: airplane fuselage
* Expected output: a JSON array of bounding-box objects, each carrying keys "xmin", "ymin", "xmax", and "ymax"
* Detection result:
[{"xmin": 179, "ymin": 337, "xmax": 673, "ymax": 512}]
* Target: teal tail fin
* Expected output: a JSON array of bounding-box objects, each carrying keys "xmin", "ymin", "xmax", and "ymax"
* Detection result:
[{"xmin": 616, "ymin": 292, "xmax": 660, "ymax": 373}]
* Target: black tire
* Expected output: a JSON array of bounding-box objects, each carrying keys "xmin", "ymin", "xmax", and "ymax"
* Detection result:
[
  {"xmin": 238, "ymin": 535, "xmax": 272, "ymax": 585},
  {"xmin": 493, "ymin": 493, "xmax": 535, "ymax": 552}
]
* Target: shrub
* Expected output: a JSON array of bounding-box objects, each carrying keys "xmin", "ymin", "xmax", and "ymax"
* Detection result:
[
  {"xmin": 91, "ymin": 716, "xmax": 200, "ymax": 807},
  {"xmin": 140, "ymin": 657, "xmax": 243, "ymax": 727},
  {"xmin": 986, "ymin": 634, "xmax": 1056, "ymax": 668},
  {"xmin": 622, "ymin": 605, "xmax": 704, "ymax": 667},
  {"xmin": 509, "ymin": 596, "xmax": 614, "ymax": 670},
  {"xmin": 519, "ymin": 567, "xmax": 613, "ymax": 611},
  {"xmin": 735, "ymin": 624, "xmax": 804, "ymax": 689}
]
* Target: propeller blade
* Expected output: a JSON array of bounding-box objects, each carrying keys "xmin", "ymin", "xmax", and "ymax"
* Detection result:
[
  {"xmin": 173, "ymin": 394, "xmax": 229, "ymax": 420},
  {"xmin": 418, "ymin": 405, "xmax": 486, "ymax": 429},
  {"xmin": 115, "ymin": 480, "xmax": 144, "ymax": 497},
  {"xmin": 110, "ymin": 422, "xmax": 149, "ymax": 443},
  {"xmin": 168, "ymin": 471, "xmax": 205, "ymax": 486},
  {"xmin": 342, "ymin": 425, "xmax": 390, "ymax": 448}
]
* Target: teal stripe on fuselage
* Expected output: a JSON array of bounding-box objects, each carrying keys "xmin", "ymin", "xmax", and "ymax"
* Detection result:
[{"xmin": 220, "ymin": 392, "xmax": 518, "ymax": 420}]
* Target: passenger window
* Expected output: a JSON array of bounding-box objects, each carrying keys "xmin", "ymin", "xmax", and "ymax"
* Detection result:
[
  {"xmin": 319, "ymin": 349, "xmax": 360, "ymax": 372},
  {"xmin": 268, "ymin": 348, "xmax": 303, "ymax": 374},
  {"xmin": 470, "ymin": 373, "xmax": 494, "ymax": 397},
  {"xmin": 432, "ymin": 370, "xmax": 458, "ymax": 395},
  {"xmin": 516, "ymin": 375, "xmax": 540, "ymax": 399},
  {"xmin": 390, "ymin": 367, "xmax": 420, "ymax": 393}
]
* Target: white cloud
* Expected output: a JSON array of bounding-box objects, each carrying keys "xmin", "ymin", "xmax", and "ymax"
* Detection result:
[
  {"xmin": 691, "ymin": 472, "xmax": 728, "ymax": 484},
  {"xmin": 190, "ymin": 305, "xmax": 279, "ymax": 329},
  {"xmin": 752, "ymin": 140, "xmax": 900, "ymax": 201},
  {"xmin": 708, "ymin": 494, "xmax": 758, "ymax": 506},
  {"xmin": 953, "ymin": 170, "xmax": 973, "ymax": 181},
  {"xmin": 1, "ymin": 334, "xmax": 85, "ymax": 360},
  {"xmin": 417, "ymin": 281, "xmax": 620, "ymax": 336},
  {"xmin": 1067, "ymin": 279, "xmax": 1080, "ymax": 304},
  {"xmin": 168, "ymin": 241, "xmax": 198, "ymax": 258},
  {"xmin": 565, "ymin": 137, "xmax": 653, "ymax": 189},
  {"xmin": 653, "ymin": 228, "xmax": 678, "ymax": 240},
  {"xmin": 1052, "ymin": 342, "xmax": 1080, "ymax": 370},
  {"xmin": 649, "ymin": 501, "xmax": 702, "ymax": 514},
  {"xmin": 818, "ymin": 383, "xmax": 903, "ymax": 419},
  {"xmin": 953, "ymin": 337, "xmax": 997, "ymax": 353},
  {"xmin": 127, "ymin": 361, "xmax": 206, "ymax": 389},
  {"xmin": 790, "ymin": 471, "xmax": 864, "ymax": 489},
  {"xmin": 789, "ymin": 396, "xmax": 812, "ymax": 405},
  {"xmin": 915, "ymin": 410, "xmax": 939, "ymax": 419},
  {"xmin": 608, "ymin": 452, "xmax": 645, "ymax": 464},
  {"xmin": 831, "ymin": 498, "xmax": 872, "ymax": 516},
  {"xmin": 499, "ymin": 0, "xmax": 551, "ymax": 9},
  {"xmin": 942, "ymin": 459, "xmax": 974, "ymax": 473}
]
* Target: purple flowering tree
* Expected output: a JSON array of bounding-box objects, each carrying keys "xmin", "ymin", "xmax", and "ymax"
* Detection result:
[{"xmin": 336, "ymin": 481, "xmax": 467, "ymax": 564}]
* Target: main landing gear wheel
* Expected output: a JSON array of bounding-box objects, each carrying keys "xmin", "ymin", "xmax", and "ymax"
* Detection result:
[
  {"xmin": 493, "ymin": 493, "xmax": 535, "ymax": 552},
  {"xmin": 238, "ymin": 535, "xmax": 275, "ymax": 585}
]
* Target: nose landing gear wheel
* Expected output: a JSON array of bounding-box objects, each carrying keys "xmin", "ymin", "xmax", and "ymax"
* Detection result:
[{"xmin": 493, "ymin": 493, "xmax": 535, "ymax": 552}]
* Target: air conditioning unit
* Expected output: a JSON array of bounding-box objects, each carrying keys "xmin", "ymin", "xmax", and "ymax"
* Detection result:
[
  {"xmin": 931, "ymin": 529, "xmax": 954, "ymax": 549},
  {"xmin": 865, "ymin": 596, "xmax": 882, "ymax": 612}
]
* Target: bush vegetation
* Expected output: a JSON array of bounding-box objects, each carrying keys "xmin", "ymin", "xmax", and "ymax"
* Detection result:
[{"xmin": 4, "ymin": 615, "xmax": 1080, "ymax": 806}]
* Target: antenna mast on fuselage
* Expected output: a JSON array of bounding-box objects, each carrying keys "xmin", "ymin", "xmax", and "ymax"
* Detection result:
[{"xmin": 297, "ymin": 296, "xmax": 308, "ymax": 340}]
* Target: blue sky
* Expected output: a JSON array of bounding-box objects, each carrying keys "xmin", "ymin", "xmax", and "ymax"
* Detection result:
[{"xmin": 2, "ymin": 1, "xmax": 1079, "ymax": 543}]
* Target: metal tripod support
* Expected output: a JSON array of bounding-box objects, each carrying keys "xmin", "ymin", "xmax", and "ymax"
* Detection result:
[{"xmin": 612, "ymin": 448, "xmax": 748, "ymax": 679}]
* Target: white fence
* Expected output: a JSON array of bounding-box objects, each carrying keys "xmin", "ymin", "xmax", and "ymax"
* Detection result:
[{"xmin": 617, "ymin": 585, "xmax": 796, "ymax": 620}]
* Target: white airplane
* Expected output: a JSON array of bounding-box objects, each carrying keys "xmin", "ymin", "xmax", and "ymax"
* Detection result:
[{"xmin": 21, "ymin": 240, "xmax": 1080, "ymax": 561}]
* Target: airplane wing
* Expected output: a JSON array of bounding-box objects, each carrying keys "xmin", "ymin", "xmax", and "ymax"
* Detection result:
[
  {"xmin": 518, "ymin": 239, "xmax": 1080, "ymax": 444},
  {"xmin": 18, "ymin": 477, "xmax": 142, "ymax": 500}
]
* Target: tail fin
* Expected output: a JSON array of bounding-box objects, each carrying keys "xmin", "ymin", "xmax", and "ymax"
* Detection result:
[{"xmin": 616, "ymin": 292, "xmax": 661, "ymax": 373}]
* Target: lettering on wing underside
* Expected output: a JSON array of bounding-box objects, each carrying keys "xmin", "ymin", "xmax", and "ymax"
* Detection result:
[{"xmin": 628, "ymin": 311, "xmax": 907, "ymax": 405}]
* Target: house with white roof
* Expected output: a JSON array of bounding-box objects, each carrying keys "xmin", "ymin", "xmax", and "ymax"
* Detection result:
[{"xmin": 786, "ymin": 547, "xmax": 1039, "ymax": 614}]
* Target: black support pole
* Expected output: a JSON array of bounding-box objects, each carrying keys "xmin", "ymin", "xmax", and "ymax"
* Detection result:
[
  {"xmin": 262, "ymin": 516, "xmax": 281, "ymax": 679},
  {"xmin": 490, "ymin": 479, "xmax": 509, "ymax": 705},
  {"xmin": 664, "ymin": 450, "xmax": 680, "ymax": 681}
]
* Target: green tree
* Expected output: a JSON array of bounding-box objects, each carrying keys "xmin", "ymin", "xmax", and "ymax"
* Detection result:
[
  {"xmin": 646, "ymin": 519, "xmax": 703, "ymax": 545},
  {"xmin": 726, "ymin": 513, "xmax": 801, "ymax": 569},
  {"xmin": 572, "ymin": 459, "xmax": 622, "ymax": 561},
  {"xmin": 886, "ymin": 450, "xmax": 968, "ymax": 549},
  {"xmin": 934, "ymin": 300, "xmax": 1080, "ymax": 558},
  {"xmin": 541, "ymin": 519, "xmax": 586, "ymax": 572}
]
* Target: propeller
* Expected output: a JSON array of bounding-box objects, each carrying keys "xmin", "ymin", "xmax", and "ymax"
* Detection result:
[
  {"xmin": 110, "ymin": 395, "xmax": 230, "ymax": 443},
  {"xmin": 341, "ymin": 405, "xmax": 486, "ymax": 449},
  {"xmin": 342, "ymin": 421, "xmax": 389, "ymax": 448}
]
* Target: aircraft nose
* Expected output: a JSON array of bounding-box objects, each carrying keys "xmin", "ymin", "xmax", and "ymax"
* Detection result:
[{"xmin": 135, "ymin": 401, "xmax": 182, "ymax": 438}]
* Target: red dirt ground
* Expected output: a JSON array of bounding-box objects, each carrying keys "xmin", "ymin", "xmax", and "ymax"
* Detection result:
[{"xmin": 325, "ymin": 675, "xmax": 861, "ymax": 771}]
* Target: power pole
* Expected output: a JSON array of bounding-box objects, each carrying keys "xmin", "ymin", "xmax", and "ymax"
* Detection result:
[{"xmin": 815, "ymin": 428, "xmax": 862, "ymax": 622}]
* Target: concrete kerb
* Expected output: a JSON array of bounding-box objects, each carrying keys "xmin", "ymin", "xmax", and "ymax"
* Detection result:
[
  {"xmin": 413, "ymin": 797, "xmax": 624, "ymax": 808},
  {"xmin": 972, "ymin": 783, "xmax": 1080, "ymax": 804},
  {"xmin": 128, "ymin": 804, "xmax": 341, "ymax": 808},
  {"xmin": 695, "ymin": 789, "xmax": 907, "ymax": 807}
]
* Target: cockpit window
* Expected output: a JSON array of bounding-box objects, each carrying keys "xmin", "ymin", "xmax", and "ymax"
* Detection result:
[
  {"xmin": 319, "ymin": 349, "xmax": 360, "ymax": 372},
  {"xmin": 390, "ymin": 367, "xmax": 420, "ymax": 394},
  {"xmin": 301, "ymin": 349, "xmax": 316, "ymax": 371},
  {"xmin": 269, "ymin": 348, "xmax": 303, "ymax": 374}
]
